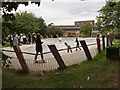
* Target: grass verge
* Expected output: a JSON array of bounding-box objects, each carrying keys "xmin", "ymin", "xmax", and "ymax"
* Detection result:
[{"xmin": 2, "ymin": 49, "xmax": 119, "ymax": 88}]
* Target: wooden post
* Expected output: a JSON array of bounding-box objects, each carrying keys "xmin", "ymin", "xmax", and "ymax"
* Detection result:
[
  {"xmin": 80, "ymin": 40, "xmax": 92, "ymax": 60},
  {"xmin": 106, "ymin": 35, "xmax": 109, "ymax": 47},
  {"xmin": 48, "ymin": 45, "xmax": 66, "ymax": 69},
  {"xmin": 102, "ymin": 35, "xmax": 105, "ymax": 49},
  {"xmin": 13, "ymin": 46, "xmax": 29, "ymax": 72},
  {"xmin": 96, "ymin": 36, "xmax": 101, "ymax": 53}
]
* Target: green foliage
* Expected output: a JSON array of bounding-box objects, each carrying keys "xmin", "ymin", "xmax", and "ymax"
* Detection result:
[
  {"xmin": 2, "ymin": 12, "xmax": 47, "ymax": 37},
  {"xmin": 2, "ymin": 16, "xmax": 15, "ymax": 37},
  {"xmin": 3, "ymin": 50, "xmax": 119, "ymax": 88},
  {"xmin": 48, "ymin": 23, "xmax": 54, "ymax": 26},
  {"xmin": 47, "ymin": 26, "xmax": 64, "ymax": 37},
  {"xmin": 80, "ymin": 22, "xmax": 92, "ymax": 37},
  {"xmin": 2, "ymin": 12, "xmax": 65, "ymax": 38},
  {"xmin": 13, "ymin": 12, "xmax": 47, "ymax": 35},
  {"xmin": 2, "ymin": 2, "xmax": 41, "ymax": 37},
  {"xmin": 36, "ymin": 18, "xmax": 47, "ymax": 35},
  {"xmin": 5, "ymin": 42, "xmax": 10, "ymax": 46},
  {"xmin": 112, "ymin": 39, "xmax": 120, "ymax": 47},
  {"xmin": 2, "ymin": 2, "xmax": 64, "ymax": 38},
  {"xmin": 91, "ymin": 32, "xmax": 100, "ymax": 37},
  {"xmin": 96, "ymin": 1, "xmax": 120, "ymax": 34}
]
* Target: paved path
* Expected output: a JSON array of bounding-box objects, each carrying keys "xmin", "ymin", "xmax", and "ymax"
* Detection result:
[{"xmin": 2, "ymin": 37, "xmax": 102, "ymax": 72}]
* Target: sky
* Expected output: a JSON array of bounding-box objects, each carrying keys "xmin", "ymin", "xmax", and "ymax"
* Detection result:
[{"xmin": 14, "ymin": 0, "xmax": 106, "ymax": 25}]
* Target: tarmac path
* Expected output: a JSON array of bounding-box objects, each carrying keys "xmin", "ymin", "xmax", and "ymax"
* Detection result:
[{"xmin": 2, "ymin": 37, "xmax": 102, "ymax": 72}]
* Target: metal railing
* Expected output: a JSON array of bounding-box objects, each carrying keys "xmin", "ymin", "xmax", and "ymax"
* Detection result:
[
  {"xmin": 2, "ymin": 43, "xmax": 97, "ymax": 55},
  {"xmin": 2, "ymin": 42, "xmax": 99, "ymax": 72}
]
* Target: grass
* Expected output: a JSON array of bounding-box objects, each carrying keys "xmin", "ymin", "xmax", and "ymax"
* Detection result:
[
  {"xmin": 2, "ymin": 50, "xmax": 119, "ymax": 88},
  {"xmin": 2, "ymin": 39, "xmax": 120, "ymax": 88}
]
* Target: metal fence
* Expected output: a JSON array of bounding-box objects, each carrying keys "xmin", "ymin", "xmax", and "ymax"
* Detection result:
[{"xmin": 3, "ymin": 43, "xmax": 99, "ymax": 72}]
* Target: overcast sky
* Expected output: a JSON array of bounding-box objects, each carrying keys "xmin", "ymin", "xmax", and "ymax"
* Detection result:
[{"xmin": 15, "ymin": 0, "xmax": 106, "ymax": 25}]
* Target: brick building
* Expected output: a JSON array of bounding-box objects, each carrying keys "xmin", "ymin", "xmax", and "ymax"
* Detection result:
[{"xmin": 55, "ymin": 20, "xmax": 99, "ymax": 37}]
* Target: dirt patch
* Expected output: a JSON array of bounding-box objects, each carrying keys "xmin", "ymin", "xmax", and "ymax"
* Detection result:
[{"xmin": 2, "ymin": 69, "xmax": 56, "ymax": 80}]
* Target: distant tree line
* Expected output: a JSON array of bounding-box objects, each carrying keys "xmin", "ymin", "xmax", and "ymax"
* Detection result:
[{"xmin": 2, "ymin": 12, "xmax": 64, "ymax": 38}]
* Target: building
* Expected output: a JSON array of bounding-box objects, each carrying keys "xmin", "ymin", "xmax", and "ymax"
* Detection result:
[
  {"xmin": 75, "ymin": 20, "xmax": 94, "ymax": 27},
  {"xmin": 55, "ymin": 20, "xmax": 99, "ymax": 37}
]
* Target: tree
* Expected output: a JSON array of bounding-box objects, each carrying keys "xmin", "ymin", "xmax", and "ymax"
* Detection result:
[
  {"xmin": 2, "ymin": 18, "xmax": 14, "ymax": 38},
  {"xmin": 48, "ymin": 23, "xmax": 54, "ymax": 26},
  {"xmin": 36, "ymin": 17, "xmax": 47, "ymax": 35},
  {"xmin": 13, "ymin": 12, "xmax": 39, "ymax": 34},
  {"xmin": 96, "ymin": 1, "xmax": 120, "ymax": 34},
  {"xmin": 2, "ymin": 12, "xmax": 47, "ymax": 36},
  {"xmin": 1, "ymin": 2, "xmax": 41, "ymax": 37},
  {"xmin": 80, "ymin": 22, "xmax": 92, "ymax": 37},
  {"xmin": 47, "ymin": 26, "xmax": 64, "ymax": 37}
]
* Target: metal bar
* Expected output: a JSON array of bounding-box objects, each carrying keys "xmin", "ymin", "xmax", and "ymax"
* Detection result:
[{"xmin": 2, "ymin": 43, "xmax": 97, "ymax": 55}]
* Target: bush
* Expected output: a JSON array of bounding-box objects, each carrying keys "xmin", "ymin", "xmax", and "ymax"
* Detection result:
[
  {"xmin": 5, "ymin": 42, "xmax": 10, "ymax": 46},
  {"xmin": 91, "ymin": 32, "xmax": 100, "ymax": 37},
  {"xmin": 115, "ymin": 33, "xmax": 120, "ymax": 39}
]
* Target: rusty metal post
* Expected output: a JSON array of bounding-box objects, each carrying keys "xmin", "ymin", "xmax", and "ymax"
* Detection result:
[
  {"xmin": 96, "ymin": 36, "xmax": 101, "ymax": 53},
  {"xmin": 102, "ymin": 35, "xmax": 105, "ymax": 49},
  {"xmin": 48, "ymin": 45, "xmax": 66, "ymax": 69},
  {"xmin": 13, "ymin": 46, "xmax": 29, "ymax": 72}
]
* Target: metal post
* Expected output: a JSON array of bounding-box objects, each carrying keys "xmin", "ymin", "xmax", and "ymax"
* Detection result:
[
  {"xmin": 96, "ymin": 37, "xmax": 101, "ymax": 53},
  {"xmin": 13, "ymin": 46, "xmax": 29, "ymax": 72},
  {"xmin": 102, "ymin": 35, "xmax": 105, "ymax": 49},
  {"xmin": 80, "ymin": 40, "xmax": 92, "ymax": 60},
  {"xmin": 48, "ymin": 45, "xmax": 66, "ymax": 69}
]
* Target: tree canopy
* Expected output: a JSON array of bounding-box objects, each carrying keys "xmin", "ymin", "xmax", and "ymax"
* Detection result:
[
  {"xmin": 13, "ymin": 12, "xmax": 47, "ymax": 35},
  {"xmin": 96, "ymin": 1, "xmax": 120, "ymax": 34},
  {"xmin": 80, "ymin": 22, "xmax": 92, "ymax": 37},
  {"xmin": 2, "ymin": 12, "xmax": 64, "ymax": 38},
  {"xmin": 1, "ymin": 2, "xmax": 64, "ymax": 38},
  {"xmin": 2, "ymin": 12, "xmax": 47, "ymax": 37},
  {"xmin": 47, "ymin": 26, "xmax": 64, "ymax": 38}
]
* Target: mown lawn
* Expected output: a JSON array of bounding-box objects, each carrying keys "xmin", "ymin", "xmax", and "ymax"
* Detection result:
[{"xmin": 2, "ymin": 49, "xmax": 119, "ymax": 88}]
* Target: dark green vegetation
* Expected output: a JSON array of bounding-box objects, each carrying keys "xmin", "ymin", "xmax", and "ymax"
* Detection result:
[
  {"xmin": 2, "ymin": 2, "xmax": 63, "ymax": 38},
  {"xmin": 12, "ymin": 13, "xmax": 47, "ymax": 35},
  {"xmin": 47, "ymin": 25, "xmax": 64, "ymax": 38},
  {"xmin": 113, "ymin": 39, "xmax": 120, "ymax": 47},
  {"xmin": 2, "ymin": 12, "xmax": 64, "ymax": 38},
  {"xmin": 3, "ymin": 49, "xmax": 119, "ymax": 88},
  {"xmin": 80, "ymin": 22, "xmax": 92, "ymax": 37},
  {"xmin": 96, "ymin": 1, "xmax": 120, "ymax": 35}
]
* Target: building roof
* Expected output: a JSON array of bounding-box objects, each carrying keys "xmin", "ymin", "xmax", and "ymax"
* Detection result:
[
  {"xmin": 75, "ymin": 20, "xmax": 94, "ymax": 23},
  {"xmin": 55, "ymin": 25, "xmax": 75, "ymax": 28},
  {"xmin": 54, "ymin": 20, "xmax": 97, "ymax": 31},
  {"xmin": 62, "ymin": 28, "xmax": 80, "ymax": 31}
]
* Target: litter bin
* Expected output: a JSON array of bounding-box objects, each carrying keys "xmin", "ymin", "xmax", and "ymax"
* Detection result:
[{"xmin": 106, "ymin": 47, "xmax": 119, "ymax": 60}]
